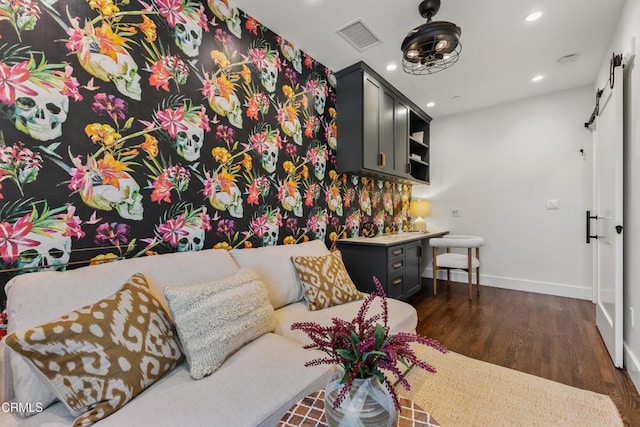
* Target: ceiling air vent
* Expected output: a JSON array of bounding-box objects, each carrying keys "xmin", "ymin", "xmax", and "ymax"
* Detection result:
[{"xmin": 336, "ymin": 19, "xmax": 382, "ymax": 52}]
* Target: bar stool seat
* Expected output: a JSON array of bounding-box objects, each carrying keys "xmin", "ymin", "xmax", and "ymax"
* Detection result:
[
  {"xmin": 436, "ymin": 253, "xmax": 480, "ymax": 270},
  {"xmin": 430, "ymin": 235, "xmax": 485, "ymax": 300}
]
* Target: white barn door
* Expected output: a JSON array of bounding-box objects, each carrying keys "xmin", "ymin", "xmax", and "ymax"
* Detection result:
[{"xmin": 592, "ymin": 62, "xmax": 624, "ymax": 368}]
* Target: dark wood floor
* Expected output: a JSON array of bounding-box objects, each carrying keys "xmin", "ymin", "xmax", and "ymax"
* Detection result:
[{"xmin": 410, "ymin": 280, "xmax": 640, "ymax": 426}]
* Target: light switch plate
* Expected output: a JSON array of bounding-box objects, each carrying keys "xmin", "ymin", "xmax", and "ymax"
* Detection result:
[{"xmin": 547, "ymin": 199, "xmax": 559, "ymax": 210}]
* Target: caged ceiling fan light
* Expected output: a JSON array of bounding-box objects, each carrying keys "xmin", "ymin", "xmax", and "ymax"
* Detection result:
[{"xmin": 401, "ymin": 0, "xmax": 462, "ymax": 75}]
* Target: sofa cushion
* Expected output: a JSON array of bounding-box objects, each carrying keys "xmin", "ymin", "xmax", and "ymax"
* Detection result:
[
  {"xmin": 5, "ymin": 273, "xmax": 183, "ymax": 426},
  {"xmin": 291, "ymin": 251, "xmax": 363, "ymax": 310},
  {"xmin": 4, "ymin": 249, "xmax": 238, "ymax": 416},
  {"xmin": 274, "ymin": 299, "xmax": 419, "ymax": 347},
  {"xmin": 0, "ymin": 333, "xmax": 331, "ymax": 427},
  {"xmin": 164, "ymin": 268, "xmax": 275, "ymax": 380},
  {"xmin": 230, "ymin": 239, "xmax": 330, "ymax": 309}
]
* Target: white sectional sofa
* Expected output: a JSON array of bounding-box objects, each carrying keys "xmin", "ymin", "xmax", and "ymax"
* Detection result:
[{"xmin": 0, "ymin": 240, "xmax": 418, "ymax": 426}]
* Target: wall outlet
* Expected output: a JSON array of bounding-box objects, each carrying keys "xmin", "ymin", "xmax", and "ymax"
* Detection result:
[
  {"xmin": 452, "ymin": 209, "xmax": 460, "ymax": 217},
  {"xmin": 631, "ymin": 307, "xmax": 635, "ymax": 328},
  {"xmin": 547, "ymin": 199, "xmax": 560, "ymax": 210}
]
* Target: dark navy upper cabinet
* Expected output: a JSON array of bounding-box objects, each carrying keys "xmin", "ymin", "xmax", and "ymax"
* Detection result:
[{"xmin": 336, "ymin": 62, "xmax": 431, "ymax": 184}]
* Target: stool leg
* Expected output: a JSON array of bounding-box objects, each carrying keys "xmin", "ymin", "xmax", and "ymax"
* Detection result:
[
  {"xmin": 476, "ymin": 247, "xmax": 481, "ymax": 297},
  {"xmin": 468, "ymin": 248, "xmax": 472, "ymax": 300},
  {"xmin": 446, "ymin": 248, "xmax": 451, "ymax": 290},
  {"xmin": 432, "ymin": 247, "xmax": 438, "ymax": 296}
]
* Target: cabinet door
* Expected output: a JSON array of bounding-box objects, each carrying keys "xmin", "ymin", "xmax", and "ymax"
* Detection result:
[
  {"xmin": 379, "ymin": 87, "xmax": 395, "ymax": 173},
  {"xmin": 404, "ymin": 241, "xmax": 423, "ymax": 297},
  {"xmin": 363, "ymin": 75, "xmax": 381, "ymax": 171},
  {"xmin": 395, "ymin": 100, "xmax": 409, "ymax": 176}
]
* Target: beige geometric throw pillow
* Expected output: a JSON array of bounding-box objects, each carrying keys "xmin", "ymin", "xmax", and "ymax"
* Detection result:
[
  {"xmin": 5, "ymin": 273, "xmax": 183, "ymax": 427},
  {"xmin": 291, "ymin": 251, "xmax": 364, "ymax": 311}
]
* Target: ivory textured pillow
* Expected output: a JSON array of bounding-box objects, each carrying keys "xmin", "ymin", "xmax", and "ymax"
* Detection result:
[
  {"xmin": 5, "ymin": 273, "xmax": 183, "ymax": 427},
  {"xmin": 291, "ymin": 251, "xmax": 364, "ymax": 311},
  {"xmin": 163, "ymin": 267, "xmax": 275, "ymax": 380}
]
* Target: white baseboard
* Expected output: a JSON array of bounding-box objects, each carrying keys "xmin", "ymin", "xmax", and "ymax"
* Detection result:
[
  {"xmin": 421, "ymin": 268, "xmax": 592, "ymax": 300},
  {"xmin": 624, "ymin": 343, "xmax": 640, "ymax": 394}
]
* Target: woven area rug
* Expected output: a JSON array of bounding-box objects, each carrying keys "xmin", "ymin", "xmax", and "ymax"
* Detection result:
[{"xmin": 396, "ymin": 346, "xmax": 623, "ymax": 427}]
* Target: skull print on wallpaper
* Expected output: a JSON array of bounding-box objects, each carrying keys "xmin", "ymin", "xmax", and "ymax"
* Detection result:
[{"xmin": 0, "ymin": 0, "xmax": 412, "ymax": 310}]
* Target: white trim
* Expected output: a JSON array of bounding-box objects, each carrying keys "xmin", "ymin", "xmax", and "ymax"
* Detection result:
[
  {"xmin": 624, "ymin": 343, "xmax": 640, "ymax": 394},
  {"xmin": 422, "ymin": 268, "xmax": 592, "ymax": 300}
]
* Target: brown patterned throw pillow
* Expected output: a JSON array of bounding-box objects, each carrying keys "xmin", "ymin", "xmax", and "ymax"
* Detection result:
[
  {"xmin": 5, "ymin": 273, "xmax": 183, "ymax": 426},
  {"xmin": 291, "ymin": 251, "xmax": 364, "ymax": 311}
]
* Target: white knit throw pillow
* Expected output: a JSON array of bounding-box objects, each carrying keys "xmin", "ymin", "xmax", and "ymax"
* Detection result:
[{"xmin": 164, "ymin": 268, "xmax": 275, "ymax": 380}]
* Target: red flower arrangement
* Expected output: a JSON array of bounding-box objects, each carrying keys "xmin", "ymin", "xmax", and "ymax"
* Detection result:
[{"xmin": 291, "ymin": 276, "xmax": 448, "ymax": 410}]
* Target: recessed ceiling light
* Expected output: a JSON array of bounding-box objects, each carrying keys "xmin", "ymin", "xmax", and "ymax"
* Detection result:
[
  {"xmin": 525, "ymin": 11, "xmax": 543, "ymax": 22},
  {"xmin": 386, "ymin": 63, "xmax": 397, "ymax": 71},
  {"xmin": 531, "ymin": 74, "xmax": 544, "ymax": 82},
  {"xmin": 426, "ymin": 102, "xmax": 436, "ymax": 108}
]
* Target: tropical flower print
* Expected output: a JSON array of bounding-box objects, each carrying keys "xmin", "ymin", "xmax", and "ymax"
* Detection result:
[
  {"xmin": 0, "ymin": 0, "xmax": 40, "ymax": 41},
  {"xmin": 140, "ymin": 134, "xmax": 159, "ymax": 159},
  {"xmin": 0, "ymin": 143, "xmax": 43, "ymax": 195},
  {"xmin": 248, "ymin": 45, "xmax": 281, "ymax": 73},
  {"xmin": 88, "ymin": 0, "xmax": 120, "ymax": 17},
  {"xmin": 0, "ymin": 1, "xmax": 414, "ymax": 312},
  {"xmin": 148, "ymin": 55, "xmax": 190, "ymax": 92},
  {"xmin": 325, "ymin": 184, "xmax": 343, "ymax": 215},
  {"xmin": 154, "ymin": 0, "xmax": 185, "ymax": 28},
  {"xmin": 246, "ymin": 92, "xmax": 270, "ymax": 121},
  {"xmin": 245, "ymin": 16, "xmax": 259, "ymax": 36},
  {"xmin": 0, "ymin": 214, "xmax": 37, "ymax": 263},
  {"xmin": 0, "ymin": 61, "xmax": 33, "ymax": 105},
  {"xmin": 94, "ymin": 222, "xmax": 130, "ymax": 247},
  {"xmin": 216, "ymin": 219, "xmax": 235, "ymax": 239},
  {"xmin": 249, "ymin": 206, "xmax": 282, "ymax": 239},
  {"xmin": 138, "ymin": 15, "xmax": 157, "ymax": 42},
  {"xmin": 156, "ymin": 105, "xmax": 187, "ymax": 138},
  {"xmin": 67, "ymin": 153, "xmax": 130, "ymax": 202},
  {"xmin": 150, "ymin": 164, "xmax": 191, "ymax": 204},
  {"xmin": 304, "ymin": 116, "xmax": 320, "ymax": 138},
  {"xmin": 304, "ymin": 182, "xmax": 321, "ymax": 207},
  {"xmin": 53, "ymin": 63, "xmax": 83, "ymax": 102},
  {"xmin": 203, "ymin": 168, "xmax": 243, "ymax": 217},
  {"xmin": 55, "ymin": 205, "xmax": 85, "ymax": 240},
  {"xmin": 158, "ymin": 214, "xmax": 188, "ymax": 247},
  {"xmin": 86, "ymin": 123, "xmax": 122, "ymax": 147},
  {"xmin": 216, "ymin": 125, "xmax": 235, "ymax": 146},
  {"xmin": 91, "ymin": 93, "xmax": 128, "ymax": 123},
  {"xmin": 245, "ymin": 175, "xmax": 270, "ymax": 206},
  {"xmin": 153, "ymin": 204, "xmax": 212, "ymax": 251}
]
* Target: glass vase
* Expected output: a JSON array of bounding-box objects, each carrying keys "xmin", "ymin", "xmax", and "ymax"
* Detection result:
[{"xmin": 324, "ymin": 368, "xmax": 397, "ymax": 427}]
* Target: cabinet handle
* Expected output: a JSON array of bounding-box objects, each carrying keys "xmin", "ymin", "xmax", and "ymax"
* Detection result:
[
  {"xmin": 391, "ymin": 249, "xmax": 403, "ymax": 256},
  {"xmin": 392, "ymin": 278, "xmax": 402, "ymax": 286},
  {"xmin": 379, "ymin": 152, "xmax": 386, "ymax": 167},
  {"xmin": 418, "ymin": 245, "xmax": 423, "ymax": 257},
  {"xmin": 392, "ymin": 262, "xmax": 402, "ymax": 269}
]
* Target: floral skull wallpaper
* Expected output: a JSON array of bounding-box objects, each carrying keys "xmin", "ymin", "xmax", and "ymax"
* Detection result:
[{"xmin": 0, "ymin": 0, "xmax": 412, "ymax": 310}]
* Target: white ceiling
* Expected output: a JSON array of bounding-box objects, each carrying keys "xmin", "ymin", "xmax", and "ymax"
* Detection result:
[{"xmin": 237, "ymin": 0, "xmax": 625, "ymax": 118}]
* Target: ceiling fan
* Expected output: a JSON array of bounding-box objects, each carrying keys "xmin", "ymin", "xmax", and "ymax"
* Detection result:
[{"xmin": 401, "ymin": 0, "xmax": 462, "ymax": 75}]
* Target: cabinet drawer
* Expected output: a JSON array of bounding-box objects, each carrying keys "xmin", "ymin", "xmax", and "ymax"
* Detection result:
[
  {"xmin": 387, "ymin": 245, "xmax": 404, "ymax": 260},
  {"xmin": 387, "ymin": 273, "xmax": 404, "ymax": 299},
  {"xmin": 389, "ymin": 259, "xmax": 404, "ymax": 272}
]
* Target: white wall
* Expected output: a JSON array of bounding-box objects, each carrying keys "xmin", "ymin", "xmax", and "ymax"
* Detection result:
[
  {"xmin": 595, "ymin": 0, "xmax": 640, "ymax": 394},
  {"xmin": 414, "ymin": 86, "xmax": 594, "ymax": 300}
]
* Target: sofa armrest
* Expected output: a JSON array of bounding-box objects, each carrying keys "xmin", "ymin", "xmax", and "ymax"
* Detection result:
[{"xmin": 0, "ymin": 341, "xmax": 14, "ymax": 403}]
